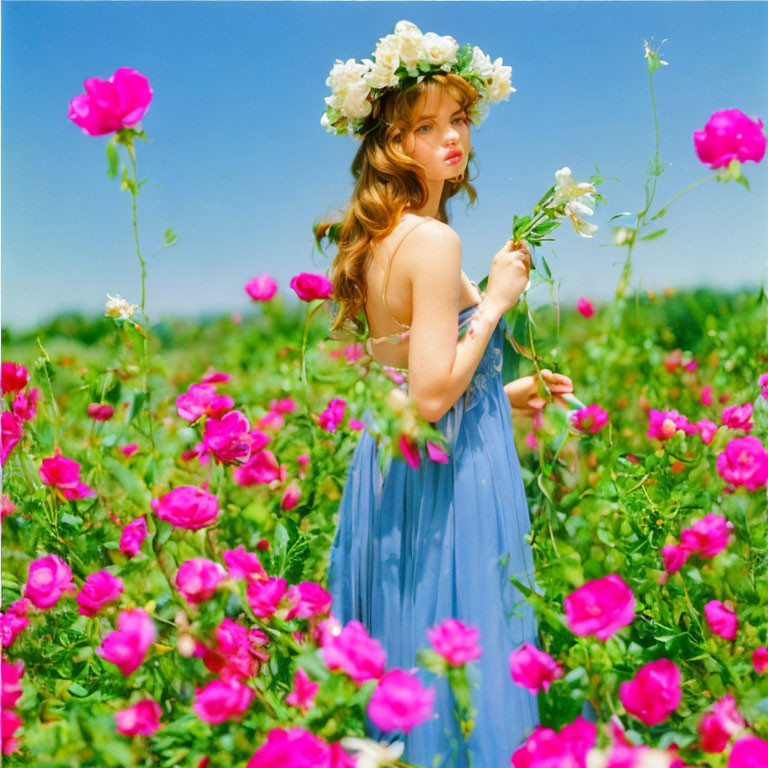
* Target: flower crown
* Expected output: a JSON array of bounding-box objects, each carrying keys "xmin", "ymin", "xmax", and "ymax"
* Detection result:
[{"xmin": 321, "ymin": 20, "xmax": 515, "ymax": 138}]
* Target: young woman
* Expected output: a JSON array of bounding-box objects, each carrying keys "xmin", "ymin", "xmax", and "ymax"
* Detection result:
[{"xmin": 322, "ymin": 23, "xmax": 572, "ymax": 766}]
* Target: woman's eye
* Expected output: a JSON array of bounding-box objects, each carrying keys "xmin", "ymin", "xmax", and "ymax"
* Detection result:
[
  {"xmin": 416, "ymin": 124, "xmax": 431, "ymax": 133},
  {"xmin": 453, "ymin": 115, "xmax": 468, "ymax": 124}
]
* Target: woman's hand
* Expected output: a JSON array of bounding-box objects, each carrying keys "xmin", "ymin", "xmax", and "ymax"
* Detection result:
[
  {"xmin": 504, "ymin": 369, "xmax": 574, "ymax": 419},
  {"xmin": 484, "ymin": 239, "xmax": 532, "ymax": 316}
]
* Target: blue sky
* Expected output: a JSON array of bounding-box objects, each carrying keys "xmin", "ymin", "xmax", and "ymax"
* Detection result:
[{"xmin": 2, "ymin": 1, "xmax": 767, "ymax": 330}]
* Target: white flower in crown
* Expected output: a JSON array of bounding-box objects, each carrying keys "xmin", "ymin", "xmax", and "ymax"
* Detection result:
[
  {"xmin": 325, "ymin": 58, "xmax": 373, "ymax": 119},
  {"xmin": 372, "ymin": 33, "xmax": 401, "ymax": 72},
  {"xmin": 422, "ymin": 31, "xmax": 459, "ymax": 66},
  {"xmin": 362, "ymin": 57, "xmax": 400, "ymax": 90},
  {"xmin": 394, "ymin": 20, "xmax": 425, "ymax": 66},
  {"xmin": 486, "ymin": 59, "xmax": 515, "ymax": 103},
  {"xmin": 468, "ymin": 45, "xmax": 495, "ymax": 80}
]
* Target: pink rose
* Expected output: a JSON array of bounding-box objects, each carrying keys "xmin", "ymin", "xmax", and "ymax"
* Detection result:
[
  {"xmin": 12, "ymin": 387, "xmax": 40, "ymax": 421},
  {"xmin": 721, "ymin": 403, "xmax": 753, "ymax": 432},
  {"xmin": 96, "ymin": 608, "xmax": 156, "ymax": 675},
  {"xmin": 285, "ymin": 668, "xmax": 319, "ymax": 715},
  {"xmin": 247, "ymin": 727, "xmax": 333, "ymax": 768},
  {"xmin": 647, "ymin": 408, "xmax": 697, "ymax": 441},
  {"xmin": 38, "ymin": 454, "xmax": 96, "ymax": 500},
  {"xmin": 343, "ymin": 343, "xmax": 364, "ymax": 363},
  {"xmin": 367, "ymin": 668, "xmax": 435, "ymax": 733},
  {"xmin": 563, "ymin": 574, "xmax": 636, "ymax": 641},
  {"xmin": 426, "ymin": 440, "xmax": 450, "ymax": 464},
  {"xmin": 572, "ymin": 404, "xmax": 609, "ymax": 434},
  {"xmin": 698, "ymin": 694, "xmax": 745, "ymax": 753},
  {"xmin": 319, "ymin": 397, "xmax": 347, "ymax": 432},
  {"xmin": 77, "ymin": 571, "xmax": 125, "ymax": 617},
  {"xmin": 399, "ymin": 434, "xmax": 421, "ymax": 469},
  {"xmin": 193, "ymin": 677, "xmax": 254, "ymax": 724},
  {"xmin": 175, "ymin": 558, "xmax": 226, "ymax": 604},
  {"xmin": 201, "ymin": 370, "xmax": 231, "ymax": 385},
  {"xmin": 693, "ymin": 109, "xmax": 766, "ymax": 170},
  {"xmin": 1, "ymin": 362, "xmax": 29, "ymax": 394},
  {"xmin": 716, "ymin": 436, "xmax": 768, "ymax": 491},
  {"xmin": 426, "ymin": 618, "xmax": 482, "ymax": 667},
  {"xmin": 271, "ymin": 397, "xmax": 298, "ymax": 414},
  {"xmin": 509, "ymin": 641, "xmax": 564, "ymax": 694},
  {"xmin": 151, "ymin": 485, "xmax": 219, "ymax": 529},
  {"xmin": 119, "ymin": 442, "xmax": 139, "ymax": 457},
  {"xmin": 245, "ymin": 274, "xmax": 278, "ymax": 302},
  {"xmin": 752, "ymin": 646, "xmax": 768, "ymax": 674},
  {"xmin": 281, "ymin": 480, "xmax": 302, "ymax": 511},
  {"xmin": 23, "ymin": 554, "xmax": 76, "ymax": 609},
  {"xmin": 704, "ymin": 600, "xmax": 738, "ymax": 640},
  {"xmin": 203, "ymin": 618, "xmax": 264, "ymax": 679},
  {"xmin": 697, "ymin": 419, "xmax": 718, "ymax": 445},
  {"xmin": 202, "ymin": 410, "xmax": 253, "ymax": 465},
  {"xmin": 619, "ymin": 659, "xmax": 682, "ymax": 726},
  {"xmin": 0, "ymin": 600, "xmax": 31, "ymax": 647},
  {"xmin": 289, "ymin": 272, "xmax": 333, "ymax": 302},
  {"xmin": 661, "ymin": 544, "xmax": 691, "ymax": 575},
  {"xmin": 223, "ymin": 545, "xmax": 267, "ymax": 581},
  {"xmin": 512, "ymin": 716, "xmax": 597, "ymax": 768},
  {"xmin": 68, "ymin": 67, "xmax": 153, "ymax": 137},
  {"xmin": 701, "ymin": 385, "xmax": 714, "ymax": 406},
  {"xmin": 684, "ymin": 358, "xmax": 698, "ymax": 372},
  {"xmin": 348, "ymin": 418, "xmax": 366, "ymax": 431},
  {"xmin": 576, "ymin": 297, "xmax": 595, "ymax": 318},
  {"xmin": 1, "ymin": 495, "xmax": 16, "ymax": 519},
  {"xmin": 727, "ymin": 736, "xmax": 768, "ymax": 768},
  {"xmin": 2, "ymin": 659, "xmax": 24, "ymax": 709},
  {"xmin": 2, "ymin": 709, "xmax": 22, "ymax": 755},
  {"xmin": 119, "ymin": 517, "xmax": 148, "ymax": 557},
  {"xmin": 321, "ymin": 619, "xmax": 386, "ymax": 685},
  {"xmin": 233, "ymin": 449, "xmax": 282, "ymax": 487},
  {"xmin": 1, "ymin": 412, "xmax": 23, "ymax": 465},
  {"xmin": 87, "ymin": 403, "xmax": 115, "ymax": 421},
  {"xmin": 115, "ymin": 698, "xmax": 162, "ymax": 736},
  {"xmin": 680, "ymin": 513, "xmax": 733, "ymax": 558},
  {"xmin": 285, "ymin": 581, "xmax": 332, "ymax": 620},
  {"xmin": 759, "ymin": 373, "xmax": 768, "ymax": 403},
  {"xmin": 247, "ymin": 576, "xmax": 287, "ymax": 618},
  {"xmin": 176, "ymin": 383, "xmax": 234, "ymax": 423}
]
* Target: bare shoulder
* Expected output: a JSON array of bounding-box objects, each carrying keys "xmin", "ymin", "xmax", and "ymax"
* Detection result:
[{"xmin": 398, "ymin": 219, "xmax": 462, "ymax": 282}]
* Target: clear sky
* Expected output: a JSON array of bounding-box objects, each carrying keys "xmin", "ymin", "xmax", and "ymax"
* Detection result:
[{"xmin": 2, "ymin": 1, "xmax": 767, "ymax": 330}]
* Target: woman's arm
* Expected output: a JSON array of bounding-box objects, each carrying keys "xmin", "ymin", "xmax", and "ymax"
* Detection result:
[
  {"xmin": 504, "ymin": 370, "xmax": 575, "ymax": 418},
  {"xmin": 402, "ymin": 221, "xmax": 513, "ymax": 423}
]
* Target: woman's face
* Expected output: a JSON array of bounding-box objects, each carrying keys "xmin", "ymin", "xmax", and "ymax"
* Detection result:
[{"xmin": 402, "ymin": 89, "xmax": 471, "ymax": 182}]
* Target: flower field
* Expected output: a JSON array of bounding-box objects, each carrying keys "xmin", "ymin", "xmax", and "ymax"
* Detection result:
[{"xmin": 2, "ymin": 43, "xmax": 768, "ymax": 768}]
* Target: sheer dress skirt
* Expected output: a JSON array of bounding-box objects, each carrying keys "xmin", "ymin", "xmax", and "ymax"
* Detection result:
[{"xmin": 327, "ymin": 304, "xmax": 541, "ymax": 768}]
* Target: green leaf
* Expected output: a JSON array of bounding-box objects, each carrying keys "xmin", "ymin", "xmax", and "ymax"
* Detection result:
[
  {"xmin": 638, "ymin": 228, "xmax": 667, "ymax": 241},
  {"xmin": 163, "ymin": 227, "xmax": 178, "ymax": 247},
  {"xmin": 541, "ymin": 256, "xmax": 552, "ymax": 279},
  {"xmin": 126, "ymin": 390, "xmax": 148, "ymax": 424},
  {"xmin": 67, "ymin": 682, "xmax": 89, "ymax": 698},
  {"xmin": 106, "ymin": 141, "xmax": 119, "ymax": 180},
  {"xmin": 735, "ymin": 174, "xmax": 751, "ymax": 192},
  {"xmin": 102, "ymin": 456, "xmax": 152, "ymax": 507}
]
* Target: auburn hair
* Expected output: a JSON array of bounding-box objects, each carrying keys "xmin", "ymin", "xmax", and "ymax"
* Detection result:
[{"xmin": 322, "ymin": 72, "xmax": 482, "ymax": 337}]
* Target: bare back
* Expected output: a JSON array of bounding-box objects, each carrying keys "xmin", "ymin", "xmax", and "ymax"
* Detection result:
[{"xmin": 364, "ymin": 213, "xmax": 482, "ymax": 370}]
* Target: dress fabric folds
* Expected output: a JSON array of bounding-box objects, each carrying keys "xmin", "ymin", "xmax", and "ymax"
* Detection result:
[{"xmin": 326, "ymin": 304, "xmax": 541, "ymax": 768}]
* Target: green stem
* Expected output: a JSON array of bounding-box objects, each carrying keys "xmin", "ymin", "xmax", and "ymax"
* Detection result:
[
  {"xmin": 36, "ymin": 338, "xmax": 62, "ymax": 448},
  {"xmin": 651, "ymin": 174, "xmax": 718, "ymax": 220}
]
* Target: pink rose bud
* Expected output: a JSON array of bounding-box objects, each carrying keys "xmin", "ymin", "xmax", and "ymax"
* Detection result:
[
  {"xmin": 721, "ymin": 403, "xmax": 754, "ymax": 432},
  {"xmin": 727, "ymin": 736, "xmax": 768, "ymax": 767},
  {"xmin": 285, "ymin": 668, "xmax": 319, "ymax": 715},
  {"xmin": 664, "ymin": 349, "xmax": 682, "ymax": 373},
  {"xmin": 319, "ymin": 397, "xmax": 347, "ymax": 433},
  {"xmin": 222, "ymin": 545, "xmax": 267, "ymax": 581},
  {"xmin": 233, "ymin": 449, "xmax": 282, "ymax": 487},
  {"xmin": 693, "ymin": 109, "xmax": 766, "ymax": 170},
  {"xmin": 524, "ymin": 432, "xmax": 539, "ymax": 450},
  {"xmin": 246, "ymin": 576, "xmax": 287, "ymax": 618},
  {"xmin": 366, "ymin": 668, "xmax": 435, "ymax": 733},
  {"xmin": 752, "ymin": 646, "xmax": 768, "ymax": 674},
  {"xmin": 2, "ymin": 709, "xmax": 23, "ymax": 755},
  {"xmin": 1, "ymin": 494, "xmax": 17, "ymax": 519},
  {"xmin": 193, "ymin": 677, "xmax": 254, "ymax": 724},
  {"xmin": 2, "ymin": 659, "xmax": 24, "ymax": 709},
  {"xmin": 12, "ymin": 387, "xmax": 40, "ymax": 422},
  {"xmin": 716, "ymin": 437, "xmax": 768, "ymax": 491},
  {"xmin": 348, "ymin": 418, "xmax": 366, "ymax": 431},
  {"xmin": 68, "ymin": 67, "xmax": 153, "ymax": 137},
  {"xmin": 1, "ymin": 362, "xmax": 29, "ymax": 395},
  {"xmin": 77, "ymin": 570, "xmax": 125, "ymax": 617},
  {"xmin": 87, "ymin": 403, "xmax": 115, "ymax": 421},
  {"xmin": 322, "ymin": 619, "xmax": 386, "ymax": 685},
  {"xmin": 119, "ymin": 516, "xmax": 148, "ymax": 557},
  {"xmin": 680, "ymin": 513, "xmax": 734, "ymax": 558},
  {"xmin": 114, "ymin": 698, "xmax": 162, "ymax": 736},
  {"xmin": 572, "ymin": 404, "xmax": 609, "ymax": 434},
  {"xmin": 426, "ymin": 618, "xmax": 482, "ymax": 667},
  {"xmin": 285, "ymin": 581, "xmax": 332, "ymax": 620},
  {"xmin": 759, "ymin": 373, "xmax": 768, "ymax": 403},
  {"xmin": 619, "ymin": 659, "xmax": 682, "ymax": 726},
  {"xmin": 0, "ymin": 600, "xmax": 31, "ymax": 647},
  {"xmin": 697, "ymin": 694, "xmax": 745, "ymax": 753},
  {"xmin": 512, "ymin": 717, "xmax": 597, "ymax": 768},
  {"xmin": 1, "ymin": 412, "xmax": 24, "ymax": 465},
  {"xmin": 96, "ymin": 608, "xmax": 156, "ymax": 675},
  {"xmin": 704, "ymin": 600, "xmax": 738, "ymax": 640},
  {"xmin": 509, "ymin": 642, "xmax": 564, "ymax": 694},
  {"xmin": 245, "ymin": 274, "xmax": 278, "ymax": 302},
  {"xmin": 576, "ymin": 297, "xmax": 595, "ymax": 318},
  {"xmin": 175, "ymin": 558, "xmax": 226, "ymax": 604},
  {"xmin": 426, "ymin": 440, "xmax": 450, "ymax": 464},
  {"xmin": 175, "ymin": 383, "xmax": 234, "ymax": 423},
  {"xmin": 701, "ymin": 385, "xmax": 714, "ymax": 406},
  {"xmin": 246, "ymin": 728, "xmax": 334, "ymax": 767},
  {"xmin": 399, "ymin": 434, "xmax": 421, "ymax": 469},
  {"xmin": 289, "ymin": 272, "xmax": 333, "ymax": 302},
  {"xmin": 281, "ymin": 480, "xmax": 302, "ymax": 511},
  {"xmin": 23, "ymin": 554, "xmax": 76, "ymax": 609},
  {"xmin": 119, "ymin": 442, "xmax": 139, "ymax": 457},
  {"xmin": 697, "ymin": 419, "xmax": 718, "ymax": 445},
  {"xmin": 563, "ymin": 574, "xmax": 636, "ymax": 641},
  {"xmin": 661, "ymin": 544, "xmax": 691, "ymax": 575},
  {"xmin": 151, "ymin": 485, "xmax": 219, "ymax": 530}
]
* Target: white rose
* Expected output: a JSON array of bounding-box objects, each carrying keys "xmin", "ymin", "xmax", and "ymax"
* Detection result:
[
  {"xmin": 105, "ymin": 293, "xmax": 138, "ymax": 320},
  {"xmin": 468, "ymin": 45, "xmax": 494, "ymax": 79},
  {"xmin": 320, "ymin": 112, "xmax": 332, "ymax": 131},
  {"xmin": 394, "ymin": 20, "xmax": 425, "ymax": 66},
  {"xmin": 342, "ymin": 79, "xmax": 373, "ymax": 119},
  {"xmin": 373, "ymin": 33, "xmax": 401, "ymax": 72},
  {"xmin": 326, "ymin": 58, "xmax": 370, "ymax": 92},
  {"xmin": 362, "ymin": 58, "xmax": 400, "ymax": 89},
  {"xmin": 422, "ymin": 32, "xmax": 459, "ymax": 66},
  {"xmin": 486, "ymin": 59, "xmax": 515, "ymax": 102}
]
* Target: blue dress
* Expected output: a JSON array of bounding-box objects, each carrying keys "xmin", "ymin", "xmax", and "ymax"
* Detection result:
[{"xmin": 326, "ymin": 304, "xmax": 541, "ymax": 768}]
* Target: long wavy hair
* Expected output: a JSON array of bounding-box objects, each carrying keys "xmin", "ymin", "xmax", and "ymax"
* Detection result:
[{"xmin": 322, "ymin": 72, "xmax": 482, "ymax": 337}]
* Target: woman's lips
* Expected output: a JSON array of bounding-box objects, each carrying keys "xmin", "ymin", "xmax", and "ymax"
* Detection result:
[{"xmin": 444, "ymin": 152, "xmax": 462, "ymax": 165}]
